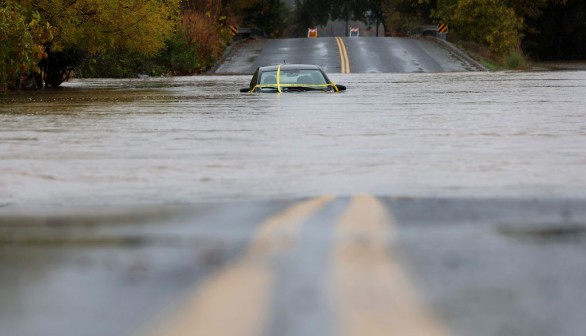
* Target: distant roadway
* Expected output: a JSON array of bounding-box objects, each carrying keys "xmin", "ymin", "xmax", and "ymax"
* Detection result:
[{"xmin": 214, "ymin": 36, "xmax": 484, "ymax": 74}]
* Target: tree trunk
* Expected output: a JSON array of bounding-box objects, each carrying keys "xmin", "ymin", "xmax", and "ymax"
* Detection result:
[{"xmin": 42, "ymin": 47, "xmax": 82, "ymax": 88}]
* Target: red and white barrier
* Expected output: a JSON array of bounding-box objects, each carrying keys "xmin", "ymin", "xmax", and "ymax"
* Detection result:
[{"xmin": 308, "ymin": 28, "xmax": 318, "ymax": 38}]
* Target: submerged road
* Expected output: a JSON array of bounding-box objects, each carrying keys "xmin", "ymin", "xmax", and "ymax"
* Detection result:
[
  {"xmin": 2, "ymin": 196, "xmax": 586, "ymax": 336},
  {"xmin": 214, "ymin": 37, "xmax": 483, "ymax": 74}
]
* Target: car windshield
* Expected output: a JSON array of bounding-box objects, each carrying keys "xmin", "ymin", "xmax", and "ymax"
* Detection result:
[{"xmin": 256, "ymin": 69, "xmax": 329, "ymax": 92}]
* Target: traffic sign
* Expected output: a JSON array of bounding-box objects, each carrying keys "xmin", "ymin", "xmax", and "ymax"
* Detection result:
[
  {"xmin": 438, "ymin": 23, "xmax": 448, "ymax": 33},
  {"xmin": 229, "ymin": 25, "xmax": 238, "ymax": 36}
]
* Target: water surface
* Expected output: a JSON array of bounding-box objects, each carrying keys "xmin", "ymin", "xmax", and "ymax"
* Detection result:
[{"xmin": 1, "ymin": 72, "xmax": 586, "ymax": 208}]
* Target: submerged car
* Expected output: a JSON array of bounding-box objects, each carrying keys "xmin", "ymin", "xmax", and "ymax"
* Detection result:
[{"xmin": 240, "ymin": 64, "xmax": 346, "ymax": 93}]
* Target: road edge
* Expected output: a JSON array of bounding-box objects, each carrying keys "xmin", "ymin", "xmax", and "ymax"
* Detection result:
[
  {"xmin": 428, "ymin": 37, "xmax": 490, "ymax": 72},
  {"xmin": 207, "ymin": 38, "xmax": 248, "ymax": 75}
]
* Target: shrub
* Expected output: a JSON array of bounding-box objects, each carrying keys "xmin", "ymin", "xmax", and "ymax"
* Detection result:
[
  {"xmin": 157, "ymin": 34, "xmax": 199, "ymax": 75},
  {"xmin": 78, "ymin": 32, "xmax": 203, "ymax": 78},
  {"xmin": 180, "ymin": 10, "xmax": 231, "ymax": 72},
  {"xmin": 77, "ymin": 48, "xmax": 168, "ymax": 78},
  {"xmin": 504, "ymin": 50, "xmax": 527, "ymax": 69}
]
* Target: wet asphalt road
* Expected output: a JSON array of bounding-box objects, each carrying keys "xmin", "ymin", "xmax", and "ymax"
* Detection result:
[
  {"xmin": 214, "ymin": 37, "xmax": 482, "ymax": 75},
  {"xmin": 1, "ymin": 36, "xmax": 586, "ymax": 336}
]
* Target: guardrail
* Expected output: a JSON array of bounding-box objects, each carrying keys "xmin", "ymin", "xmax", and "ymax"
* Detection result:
[
  {"xmin": 408, "ymin": 25, "xmax": 447, "ymax": 40},
  {"xmin": 232, "ymin": 27, "xmax": 266, "ymax": 40}
]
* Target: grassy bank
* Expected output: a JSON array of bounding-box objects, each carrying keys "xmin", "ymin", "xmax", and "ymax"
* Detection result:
[{"xmin": 451, "ymin": 39, "xmax": 529, "ymax": 71}]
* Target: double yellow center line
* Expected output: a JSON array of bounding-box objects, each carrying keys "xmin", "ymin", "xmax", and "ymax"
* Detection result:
[
  {"xmin": 145, "ymin": 195, "xmax": 449, "ymax": 336},
  {"xmin": 335, "ymin": 37, "xmax": 350, "ymax": 74}
]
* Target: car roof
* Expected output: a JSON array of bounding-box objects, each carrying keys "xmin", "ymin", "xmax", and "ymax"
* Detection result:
[{"xmin": 258, "ymin": 64, "xmax": 323, "ymax": 72}]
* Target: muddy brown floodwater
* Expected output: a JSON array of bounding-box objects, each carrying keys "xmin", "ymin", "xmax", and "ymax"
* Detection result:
[{"xmin": 1, "ymin": 71, "xmax": 586, "ymax": 209}]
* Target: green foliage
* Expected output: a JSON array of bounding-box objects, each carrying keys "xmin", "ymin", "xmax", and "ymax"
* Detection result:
[
  {"xmin": 241, "ymin": 0, "xmax": 287, "ymax": 37},
  {"xmin": 78, "ymin": 0, "xmax": 249, "ymax": 78},
  {"xmin": 435, "ymin": 0, "xmax": 522, "ymax": 55},
  {"xmin": 292, "ymin": 0, "xmax": 332, "ymax": 35},
  {"xmin": 433, "ymin": 0, "xmax": 583, "ymax": 60},
  {"xmin": 292, "ymin": 0, "xmax": 382, "ymax": 36},
  {"xmin": 504, "ymin": 0, "xmax": 567, "ymax": 20},
  {"xmin": 77, "ymin": 48, "xmax": 166, "ymax": 78},
  {"xmin": 522, "ymin": 0, "xmax": 586, "ymax": 60},
  {"xmin": 364, "ymin": 0, "xmax": 386, "ymax": 30},
  {"xmin": 24, "ymin": 0, "xmax": 180, "ymax": 55},
  {"xmin": 0, "ymin": 1, "xmax": 52, "ymax": 91},
  {"xmin": 11, "ymin": 0, "xmax": 181, "ymax": 87},
  {"xmin": 5, "ymin": 0, "xmax": 300, "ymax": 87},
  {"xmin": 384, "ymin": 0, "xmax": 435, "ymax": 35},
  {"xmin": 504, "ymin": 50, "xmax": 527, "ymax": 69},
  {"xmin": 481, "ymin": 59, "xmax": 499, "ymax": 71},
  {"xmin": 388, "ymin": 0, "xmax": 434, "ymax": 19},
  {"xmin": 290, "ymin": 0, "xmax": 435, "ymax": 36},
  {"xmin": 158, "ymin": 34, "xmax": 200, "ymax": 75},
  {"xmin": 329, "ymin": 0, "xmax": 362, "ymax": 22}
]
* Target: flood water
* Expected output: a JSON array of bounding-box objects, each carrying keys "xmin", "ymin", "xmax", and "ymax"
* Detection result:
[{"xmin": 1, "ymin": 71, "xmax": 586, "ymax": 208}]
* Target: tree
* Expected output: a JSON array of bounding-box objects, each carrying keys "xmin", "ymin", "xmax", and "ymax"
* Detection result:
[
  {"xmin": 378, "ymin": 0, "xmax": 435, "ymax": 35},
  {"xmin": 0, "ymin": 1, "xmax": 52, "ymax": 91},
  {"xmin": 330, "ymin": 0, "xmax": 371, "ymax": 35},
  {"xmin": 504, "ymin": 0, "xmax": 567, "ymax": 20},
  {"xmin": 435, "ymin": 0, "xmax": 522, "ymax": 54},
  {"xmin": 522, "ymin": 0, "xmax": 586, "ymax": 60},
  {"xmin": 240, "ymin": 0, "xmax": 288, "ymax": 37},
  {"xmin": 18, "ymin": 0, "xmax": 180, "ymax": 87},
  {"xmin": 292, "ymin": 0, "xmax": 333, "ymax": 36},
  {"xmin": 364, "ymin": 0, "xmax": 387, "ymax": 36},
  {"xmin": 291, "ymin": 0, "xmax": 375, "ymax": 36},
  {"xmin": 376, "ymin": 0, "xmax": 581, "ymax": 59},
  {"xmin": 180, "ymin": 9, "xmax": 231, "ymax": 72}
]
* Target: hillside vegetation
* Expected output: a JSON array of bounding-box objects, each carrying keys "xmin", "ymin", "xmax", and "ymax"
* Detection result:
[
  {"xmin": 1, "ymin": 0, "xmax": 584, "ymax": 90},
  {"xmin": 0, "ymin": 0, "xmax": 287, "ymax": 90},
  {"xmin": 294, "ymin": 0, "xmax": 586, "ymax": 64}
]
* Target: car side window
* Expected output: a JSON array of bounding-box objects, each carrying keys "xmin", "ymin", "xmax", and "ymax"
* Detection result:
[{"xmin": 260, "ymin": 71, "xmax": 278, "ymax": 84}]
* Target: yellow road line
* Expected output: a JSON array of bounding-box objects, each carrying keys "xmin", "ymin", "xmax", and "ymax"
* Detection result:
[
  {"xmin": 146, "ymin": 195, "xmax": 335, "ymax": 336},
  {"xmin": 335, "ymin": 37, "xmax": 345, "ymax": 73},
  {"xmin": 332, "ymin": 194, "xmax": 449, "ymax": 336},
  {"xmin": 335, "ymin": 37, "xmax": 350, "ymax": 74},
  {"xmin": 341, "ymin": 38, "xmax": 350, "ymax": 73}
]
